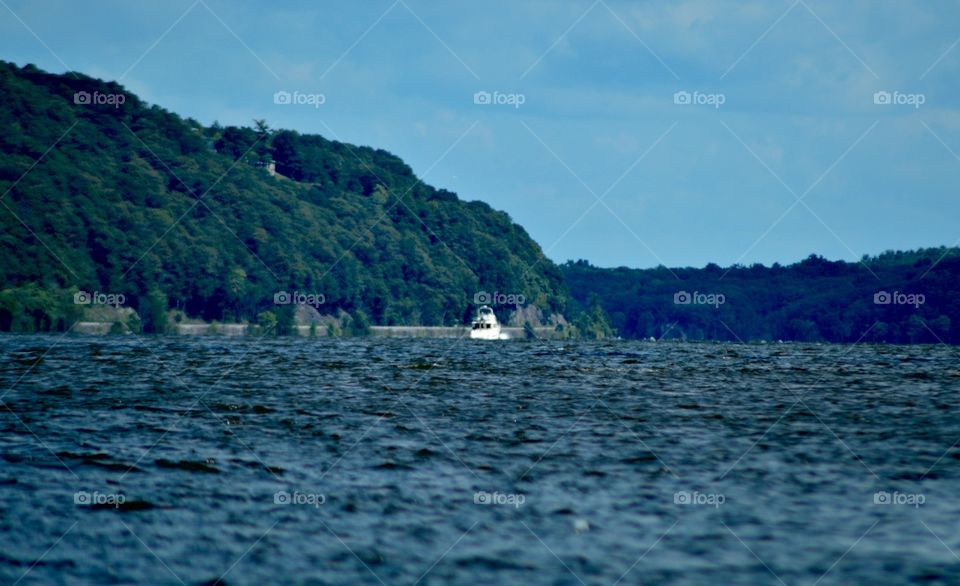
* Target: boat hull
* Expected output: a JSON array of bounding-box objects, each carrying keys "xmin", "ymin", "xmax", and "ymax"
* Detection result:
[{"xmin": 469, "ymin": 326, "xmax": 501, "ymax": 340}]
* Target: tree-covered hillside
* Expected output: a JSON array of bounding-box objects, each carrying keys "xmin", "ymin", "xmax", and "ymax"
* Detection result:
[
  {"xmin": 562, "ymin": 249, "xmax": 960, "ymax": 344},
  {"xmin": 0, "ymin": 61, "xmax": 570, "ymax": 332}
]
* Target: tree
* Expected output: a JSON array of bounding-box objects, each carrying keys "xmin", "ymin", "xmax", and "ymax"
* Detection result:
[
  {"xmin": 141, "ymin": 288, "xmax": 169, "ymax": 334},
  {"xmin": 226, "ymin": 267, "xmax": 247, "ymax": 322},
  {"xmin": 257, "ymin": 311, "xmax": 277, "ymax": 335},
  {"xmin": 573, "ymin": 295, "xmax": 615, "ymax": 339}
]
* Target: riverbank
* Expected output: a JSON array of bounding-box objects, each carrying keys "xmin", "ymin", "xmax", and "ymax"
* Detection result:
[{"xmin": 70, "ymin": 322, "xmax": 564, "ymax": 339}]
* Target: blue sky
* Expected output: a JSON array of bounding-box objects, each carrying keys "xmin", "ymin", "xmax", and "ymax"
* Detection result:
[{"xmin": 3, "ymin": 0, "xmax": 959, "ymax": 269}]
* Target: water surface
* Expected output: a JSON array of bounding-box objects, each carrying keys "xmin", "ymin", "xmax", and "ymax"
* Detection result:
[{"xmin": 2, "ymin": 335, "xmax": 959, "ymax": 584}]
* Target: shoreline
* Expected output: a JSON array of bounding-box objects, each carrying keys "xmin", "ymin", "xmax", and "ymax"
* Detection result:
[{"xmin": 68, "ymin": 322, "xmax": 564, "ymax": 339}]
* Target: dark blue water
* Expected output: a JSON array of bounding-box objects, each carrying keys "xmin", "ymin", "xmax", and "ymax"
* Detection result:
[{"xmin": 2, "ymin": 334, "xmax": 960, "ymax": 585}]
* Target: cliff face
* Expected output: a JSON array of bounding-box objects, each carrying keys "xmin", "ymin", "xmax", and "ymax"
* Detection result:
[{"xmin": 0, "ymin": 61, "xmax": 570, "ymax": 331}]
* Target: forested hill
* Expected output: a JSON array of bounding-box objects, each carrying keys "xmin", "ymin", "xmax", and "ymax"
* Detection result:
[
  {"xmin": 562, "ymin": 249, "xmax": 960, "ymax": 344},
  {"xmin": 0, "ymin": 61, "xmax": 570, "ymax": 332}
]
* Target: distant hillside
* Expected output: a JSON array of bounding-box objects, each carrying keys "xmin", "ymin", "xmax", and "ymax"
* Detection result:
[
  {"xmin": 0, "ymin": 61, "xmax": 571, "ymax": 333},
  {"xmin": 562, "ymin": 249, "xmax": 960, "ymax": 344}
]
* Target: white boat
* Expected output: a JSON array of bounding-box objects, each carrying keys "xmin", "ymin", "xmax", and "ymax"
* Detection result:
[{"xmin": 469, "ymin": 305, "xmax": 501, "ymax": 340}]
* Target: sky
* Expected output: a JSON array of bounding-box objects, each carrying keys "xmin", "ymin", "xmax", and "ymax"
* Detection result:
[{"xmin": 2, "ymin": 0, "xmax": 959, "ymax": 269}]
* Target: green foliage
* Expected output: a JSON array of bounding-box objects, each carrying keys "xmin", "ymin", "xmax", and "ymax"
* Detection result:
[
  {"xmin": 0, "ymin": 284, "xmax": 80, "ymax": 332},
  {"xmin": 257, "ymin": 311, "xmax": 277, "ymax": 335},
  {"xmin": 572, "ymin": 295, "xmax": 615, "ymax": 339},
  {"xmin": 140, "ymin": 288, "xmax": 168, "ymax": 334},
  {"xmin": 126, "ymin": 313, "xmax": 142, "ymax": 334},
  {"xmin": 275, "ymin": 305, "xmax": 296, "ymax": 336},
  {"xmin": 347, "ymin": 309, "xmax": 370, "ymax": 336},
  {"xmin": 562, "ymin": 249, "xmax": 960, "ymax": 344},
  {"xmin": 0, "ymin": 61, "xmax": 570, "ymax": 332}
]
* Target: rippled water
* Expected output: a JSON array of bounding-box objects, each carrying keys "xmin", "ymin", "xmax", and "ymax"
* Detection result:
[{"xmin": 2, "ymin": 334, "xmax": 960, "ymax": 585}]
